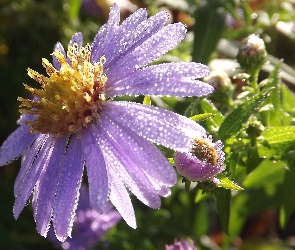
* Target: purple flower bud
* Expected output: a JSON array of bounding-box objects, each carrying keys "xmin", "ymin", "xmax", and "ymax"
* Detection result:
[{"xmin": 174, "ymin": 136, "xmax": 225, "ymax": 184}]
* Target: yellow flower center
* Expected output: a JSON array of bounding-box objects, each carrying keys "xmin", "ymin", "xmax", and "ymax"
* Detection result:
[
  {"xmin": 192, "ymin": 138, "xmax": 218, "ymax": 165},
  {"xmin": 18, "ymin": 43, "xmax": 107, "ymax": 137}
]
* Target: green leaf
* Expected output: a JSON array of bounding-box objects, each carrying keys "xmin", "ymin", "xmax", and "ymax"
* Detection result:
[
  {"xmin": 196, "ymin": 99, "xmax": 224, "ymax": 134},
  {"xmin": 218, "ymin": 88, "xmax": 273, "ymax": 140},
  {"xmin": 279, "ymin": 172, "xmax": 295, "ymax": 228},
  {"xmin": 260, "ymin": 62, "xmax": 292, "ymax": 126},
  {"xmin": 214, "ymin": 187, "xmax": 231, "ymax": 234},
  {"xmin": 257, "ymin": 126, "xmax": 295, "ymax": 157},
  {"xmin": 192, "ymin": 0, "xmax": 226, "ymax": 64},
  {"xmin": 242, "ymin": 159, "xmax": 287, "ymax": 189},
  {"xmin": 281, "ymin": 83, "xmax": 295, "ymax": 116},
  {"xmin": 216, "ymin": 173, "xmax": 244, "ymax": 191},
  {"xmin": 189, "ymin": 113, "xmax": 215, "ymax": 122}
]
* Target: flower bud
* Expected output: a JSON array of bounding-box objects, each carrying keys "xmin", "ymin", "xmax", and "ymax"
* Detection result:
[
  {"xmin": 174, "ymin": 136, "xmax": 225, "ymax": 184},
  {"xmin": 246, "ymin": 117, "xmax": 264, "ymax": 138},
  {"xmin": 237, "ymin": 34, "xmax": 267, "ymax": 74},
  {"xmin": 203, "ymin": 70, "xmax": 235, "ymax": 105}
]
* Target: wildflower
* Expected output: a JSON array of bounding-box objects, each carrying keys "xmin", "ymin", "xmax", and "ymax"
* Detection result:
[
  {"xmin": 48, "ymin": 185, "xmax": 121, "ymax": 250},
  {"xmin": 165, "ymin": 238, "xmax": 197, "ymax": 250},
  {"xmin": 0, "ymin": 4, "xmax": 213, "ymax": 241},
  {"xmin": 174, "ymin": 135, "xmax": 225, "ymax": 184}
]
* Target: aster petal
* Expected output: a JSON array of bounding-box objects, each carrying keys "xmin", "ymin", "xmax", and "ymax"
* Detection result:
[
  {"xmin": 108, "ymin": 167, "xmax": 136, "ymax": 229},
  {"xmin": 94, "ymin": 122, "xmax": 161, "ymax": 209},
  {"xmin": 0, "ymin": 125, "xmax": 37, "ymax": 166},
  {"xmin": 14, "ymin": 134, "xmax": 49, "ymax": 196},
  {"xmin": 33, "ymin": 136, "xmax": 68, "ymax": 237},
  {"xmin": 105, "ymin": 9, "xmax": 168, "ymax": 71},
  {"xmin": 91, "ymin": 4, "xmax": 120, "ymax": 63},
  {"xmin": 13, "ymin": 135, "xmax": 52, "ymax": 219},
  {"xmin": 69, "ymin": 32, "xmax": 83, "ymax": 47},
  {"xmin": 106, "ymin": 62, "xmax": 212, "ymax": 97},
  {"xmin": 53, "ymin": 134, "xmax": 84, "ymax": 241},
  {"xmin": 103, "ymin": 8, "xmax": 148, "ymax": 65},
  {"xmin": 81, "ymin": 128, "xmax": 108, "ymax": 212},
  {"xmin": 101, "ymin": 112, "xmax": 176, "ymax": 186},
  {"xmin": 102, "ymin": 101, "xmax": 206, "ymax": 152},
  {"xmin": 108, "ymin": 22, "xmax": 186, "ymax": 81},
  {"xmin": 53, "ymin": 42, "xmax": 66, "ymax": 70}
]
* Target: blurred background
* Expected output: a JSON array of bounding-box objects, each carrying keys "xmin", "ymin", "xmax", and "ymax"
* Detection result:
[{"xmin": 1, "ymin": 0, "xmax": 295, "ymax": 249}]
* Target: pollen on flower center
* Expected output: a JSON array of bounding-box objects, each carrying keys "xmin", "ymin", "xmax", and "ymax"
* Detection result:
[
  {"xmin": 18, "ymin": 43, "xmax": 107, "ymax": 137},
  {"xmin": 192, "ymin": 138, "xmax": 218, "ymax": 165}
]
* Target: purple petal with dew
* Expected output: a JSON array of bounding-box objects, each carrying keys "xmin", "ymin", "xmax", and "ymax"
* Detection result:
[
  {"xmin": 13, "ymin": 135, "xmax": 53, "ymax": 219},
  {"xmin": 102, "ymin": 101, "xmax": 206, "ymax": 152},
  {"xmin": 146, "ymin": 175, "xmax": 172, "ymax": 198},
  {"xmin": 52, "ymin": 42, "xmax": 66, "ymax": 70},
  {"xmin": 107, "ymin": 22, "xmax": 186, "ymax": 82},
  {"xmin": 103, "ymin": 8, "xmax": 148, "ymax": 66},
  {"xmin": 108, "ymin": 167, "xmax": 136, "ymax": 229},
  {"xmin": 14, "ymin": 134, "xmax": 48, "ymax": 195},
  {"xmin": 105, "ymin": 9, "xmax": 168, "ymax": 70},
  {"xmin": 81, "ymin": 128, "xmax": 108, "ymax": 212},
  {"xmin": 33, "ymin": 136, "xmax": 68, "ymax": 237},
  {"xmin": 106, "ymin": 62, "xmax": 212, "ymax": 97},
  {"xmin": 94, "ymin": 122, "xmax": 161, "ymax": 209},
  {"xmin": 69, "ymin": 32, "xmax": 83, "ymax": 47},
  {"xmin": 53, "ymin": 134, "xmax": 84, "ymax": 241},
  {"xmin": 91, "ymin": 4, "xmax": 120, "ymax": 64},
  {"xmin": 101, "ymin": 112, "xmax": 176, "ymax": 186},
  {"xmin": 0, "ymin": 125, "xmax": 37, "ymax": 166}
]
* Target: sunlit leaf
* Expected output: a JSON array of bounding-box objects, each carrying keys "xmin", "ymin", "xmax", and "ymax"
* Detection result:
[
  {"xmin": 218, "ymin": 88, "xmax": 273, "ymax": 140},
  {"xmin": 217, "ymin": 173, "xmax": 244, "ymax": 191},
  {"xmin": 242, "ymin": 159, "xmax": 287, "ymax": 189},
  {"xmin": 257, "ymin": 126, "xmax": 295, "ymax": 157}
]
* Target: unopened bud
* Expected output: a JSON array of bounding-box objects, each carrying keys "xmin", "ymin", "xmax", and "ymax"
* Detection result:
[{"xmin": 237, "ymin": 34, "xmax": 267, "ymax": 74}]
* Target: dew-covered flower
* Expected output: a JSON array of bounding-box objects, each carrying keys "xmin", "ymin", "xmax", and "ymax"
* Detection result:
[
  {"xmin": 174, "ymin": 135, "xmax": 225, "ymax": 184},
  {"xmin": 48, "ymin": 185, "xmax": 121, "ymax": 249},
  {"xmin": 0, "ymin": 4, "xmax": 213, "ymax": 241},
  {"xmin": 165, "ymin": 238, "xmax": 197, "ymax": 250}
]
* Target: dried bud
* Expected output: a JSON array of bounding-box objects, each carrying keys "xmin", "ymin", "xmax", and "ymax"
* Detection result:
[
  {"xmin": 237, "ymin": 34, "xmax": 267, "ymax": 74},
  {"xmin": 174, "ymin": 136, "xmax": 225, "ymax": 184}
]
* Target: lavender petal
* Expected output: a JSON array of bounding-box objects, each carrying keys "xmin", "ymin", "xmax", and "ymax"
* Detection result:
[
  {"xmin": 102, "ymin": 101, "xmax": 206, "ymax": 152},
  {"xmin": 52, "ymin": 134, "xmax": 84, "ymax": 241},
  {"xmin": 33, "ymin": 136, "xmax": 68, "ymax": 237},
  {"xmin": 0, "ymin": 125, "xmax": 37, "ymax": 166},
  {"xmin": 13, "ymin": 135, "xmax": 52, "ymax": 219},
  {"xmin": 101, "ymin": 112, "xmax": 177, "ymax": 186},
  {"xmin": 91, "ymin": 4, "xmax": 120, "ymax": 63},
  {"xmin": 106, "ymin": 62, "xmax": 212, "ymax": 97},
  {"xmin": 81, "ymin": 128, "xmax": 108, "ymax": 212},
  {"xmin": 94, "ymin": 122, "xmax": 161, "ymax": 209},
  {"xmin": 108, "ymin": 167, "xmax": 136, "ymax": 229}
]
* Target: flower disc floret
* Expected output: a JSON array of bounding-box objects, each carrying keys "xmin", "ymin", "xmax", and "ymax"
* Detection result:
[{"xmin": 18, "ymin": 43, "xmax": 107, "ymax": 137}]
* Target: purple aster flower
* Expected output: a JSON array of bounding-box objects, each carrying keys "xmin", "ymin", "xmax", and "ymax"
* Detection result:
[
  {"xmin": 165, "ymin": 238, "xmax": 197, "ymax": 250},
  {"xmin": 174, "ymin": 135, "xmax": 225, "ymax": 184},
  {"xmin": 0, "ymin": 4, "xmax": 213, "ymax": 241},
  {"xmin": 48, "ymin": 185, "xmax": 121, "ymax": 249}
]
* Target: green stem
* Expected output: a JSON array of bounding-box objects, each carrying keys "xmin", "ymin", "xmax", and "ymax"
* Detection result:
[{"xmin": 250, "ymin": 69, "xmax": 260, "ymax": 93}]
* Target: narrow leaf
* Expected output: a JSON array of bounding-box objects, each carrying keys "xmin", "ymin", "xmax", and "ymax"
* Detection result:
[
  {"xmin": 218, "ymin": 88, "xmax": 273, "ymax": 140},
  {"xmin": 189, "ymin": 113, "xmax": 215, "ymax": 122},
  {"xmin": 217, "ymin": 174, "xmax": 244, "ymax": 191}
]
